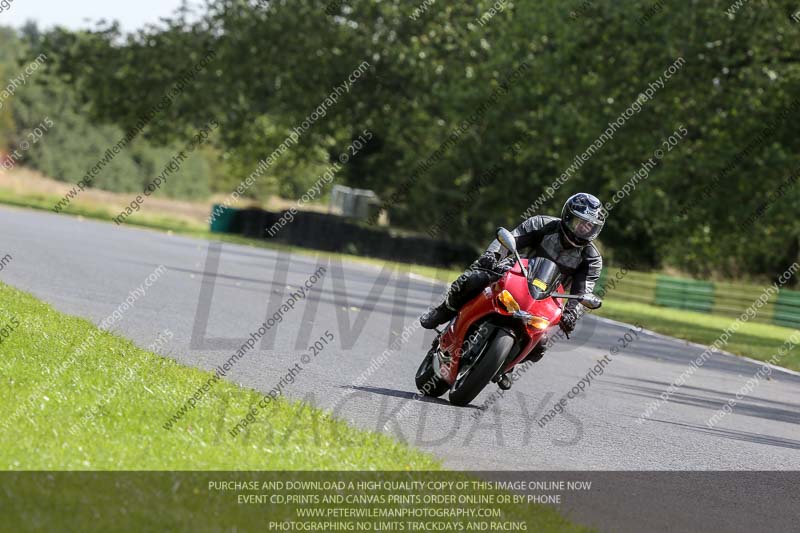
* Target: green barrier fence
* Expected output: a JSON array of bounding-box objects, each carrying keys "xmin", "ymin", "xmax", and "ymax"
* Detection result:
[
  {"xmin": 711, "ymin": 279, "xmax": 778, "ymax": 320},
  {"xmin": 596, "ymin": 269, "xmax": 656, "ymax": 305},
  {"xmin": 654, "ymin": 275, "xmax": 715, "ymax": 313},
  {"xmin": 599, "ymin": 269, "xmax": 800, "ymax": 329},
  {"xmin": 774, "ymin": 290, "xmax": 800, "ymax": 329}
]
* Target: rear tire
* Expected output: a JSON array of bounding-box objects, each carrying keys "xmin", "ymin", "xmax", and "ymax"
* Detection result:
[
  {"xmin": 415, "ymin": 347, "xmax": 449, "ymax": 398},
  {"xmin": 449, "ymin": 329, "xmax": 514, "ymax": 407}
]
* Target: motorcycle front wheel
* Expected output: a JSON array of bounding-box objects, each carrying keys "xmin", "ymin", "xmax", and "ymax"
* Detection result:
[{"xmin": 449, "ymin": 329, "xmax": 514, "ymax": 407}]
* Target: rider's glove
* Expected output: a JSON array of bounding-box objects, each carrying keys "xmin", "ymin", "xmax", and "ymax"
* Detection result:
[
  {"xmin": 476, "ymin": 251, "xmax": 501, "ymax": 270},
  {"xmin": 561, "ymin": 308, "xmax": 578, "ymax": 334}
]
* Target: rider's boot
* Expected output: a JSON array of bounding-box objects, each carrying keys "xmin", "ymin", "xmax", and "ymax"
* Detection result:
[{"xmin": 420, "ymin": 301, "xmax": 458, "ymax": 329}]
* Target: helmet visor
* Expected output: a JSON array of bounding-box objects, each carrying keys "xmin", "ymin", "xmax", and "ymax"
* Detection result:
[{"xmin": 563, "ymin": 211, "xmax": 603, "ymax": 242}]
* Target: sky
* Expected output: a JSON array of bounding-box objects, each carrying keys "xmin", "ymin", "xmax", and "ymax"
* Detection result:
[{"xmin": 0, "ymin": 0, "xmax": 201, "ymax": 34}]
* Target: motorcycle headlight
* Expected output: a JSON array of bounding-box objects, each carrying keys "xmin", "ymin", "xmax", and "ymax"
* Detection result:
[{"xmin": 497, "ymin": 290, "xmax": 521, "ymax": 313}]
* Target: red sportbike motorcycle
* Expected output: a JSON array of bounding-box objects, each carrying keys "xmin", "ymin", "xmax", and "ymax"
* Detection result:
[{"xmin": 416, "ymin": 227, "xmax": 602, "ymax": 406}]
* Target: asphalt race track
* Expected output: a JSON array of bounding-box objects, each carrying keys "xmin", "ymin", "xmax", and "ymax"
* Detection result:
[{"xmin": 3, "ymin": 206, "xmax": 799, "ymax": 532}]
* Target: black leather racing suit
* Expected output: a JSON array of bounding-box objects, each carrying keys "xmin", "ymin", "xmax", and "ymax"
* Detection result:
[{"xmin": 442, "ymin": 215, "xmax": 603, "ymax": 319}]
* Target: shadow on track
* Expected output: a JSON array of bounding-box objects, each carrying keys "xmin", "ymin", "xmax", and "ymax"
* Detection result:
[
  {"xmin": 344, "ymin": 385, "xmax": 482, "ymax": 410},
  {"xmin": 610, "ymin": 376, "xmax": 800, "ymax": 426}
]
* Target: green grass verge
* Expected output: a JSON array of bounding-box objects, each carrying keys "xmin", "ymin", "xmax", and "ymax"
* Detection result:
[
  {"xmin": 2, "ymin": 186, "xmax": 796, "ymax": 372},
  {"xmin": 0, "ymin": 186, "xmax": 206, "ymax": 234},
  {"xmin": 0, "ymin": 281, "xmax": 438, "ymax": 470}
]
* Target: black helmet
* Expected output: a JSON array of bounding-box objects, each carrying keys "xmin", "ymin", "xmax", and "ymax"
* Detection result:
[{"xmin": 560, "ymin": 193, "xmax": 606, "ymax": 247}]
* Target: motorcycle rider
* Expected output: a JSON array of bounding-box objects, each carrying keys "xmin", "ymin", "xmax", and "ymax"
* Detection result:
[{"xmin": 420, "ymin": 193, "xmax": 605, "ymax": 369}]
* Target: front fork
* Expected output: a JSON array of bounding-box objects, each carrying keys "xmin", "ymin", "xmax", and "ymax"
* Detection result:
[
  {"xmin": 435, "ymin": 319, "xmax": 527, "ymax": 385},
  {"xmin": 431, "ymin": 336, "xmax": 445, "ymax": 378},
  {"xmin": 433, "ymin": 321, "xmax": 495, "ymax": 383}
]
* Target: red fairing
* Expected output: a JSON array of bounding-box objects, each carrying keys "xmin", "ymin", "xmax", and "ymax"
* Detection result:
[{"xmin": 437, "ymin": 259, "xmax": 564, "ymax": 384}]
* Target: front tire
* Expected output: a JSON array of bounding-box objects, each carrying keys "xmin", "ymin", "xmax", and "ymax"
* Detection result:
[
  {"xmin": 415, "ymin": 347, "xmax": 449, "ymax": 398},
  {"xmin": 449, "ymin": 329, "xmax": 514, "ymax": 407}
]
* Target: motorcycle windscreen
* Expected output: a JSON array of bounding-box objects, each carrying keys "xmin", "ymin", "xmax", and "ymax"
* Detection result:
[{"xmin": 527, "ymin": 257, "xmax": 562, "ymax": 300}]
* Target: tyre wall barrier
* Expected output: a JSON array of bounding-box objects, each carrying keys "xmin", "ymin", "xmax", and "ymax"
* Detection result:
[{"xmin": 213, "ymin": 207, "xmax": 478, "ymax": 269}]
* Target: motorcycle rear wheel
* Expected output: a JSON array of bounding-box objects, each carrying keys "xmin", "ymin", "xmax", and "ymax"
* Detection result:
[{"xmin": 449, "ymin": 329, "xmax": 514, "ymax": 407}]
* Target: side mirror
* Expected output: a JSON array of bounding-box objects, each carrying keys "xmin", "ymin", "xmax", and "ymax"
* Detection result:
[
  {"xmin": 580, "ymin": 294, "xmax": 603, "ymax": 310},
  {"xmin": 496, "ymin": 227, "xmax": 517, "ymax": 254}
]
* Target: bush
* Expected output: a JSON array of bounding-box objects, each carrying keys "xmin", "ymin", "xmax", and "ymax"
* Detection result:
[{"xmin": 9, "ymin": 59, "xmax": 211, "ymax": 200}]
